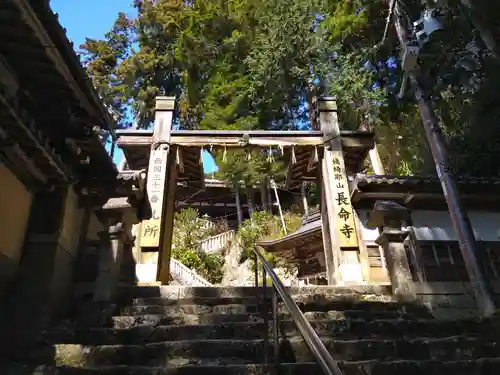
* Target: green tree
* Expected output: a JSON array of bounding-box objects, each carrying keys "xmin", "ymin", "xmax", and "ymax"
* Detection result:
[{"xmin": 79, "ymin": 0, "xmax": 500, "ymax": 177}]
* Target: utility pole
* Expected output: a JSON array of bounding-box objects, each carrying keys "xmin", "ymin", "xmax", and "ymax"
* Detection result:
[{"xmin": 391, "ymin": 1, "xmax": 496, "ymax": 316}]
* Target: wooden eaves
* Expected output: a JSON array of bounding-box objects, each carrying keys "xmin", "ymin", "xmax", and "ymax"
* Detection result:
[
  {"xmin": 350, "ymin": 174, "xmax": 500, "ymax": 211},
  {"xmin": 0, "ymin": 0, "xmax": 117, "ymax": 191}
]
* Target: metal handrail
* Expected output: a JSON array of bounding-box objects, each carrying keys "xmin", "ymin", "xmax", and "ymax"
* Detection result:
[{"xmin": 252, "ymin": 246, "xmax": 343, "ymax": 375}]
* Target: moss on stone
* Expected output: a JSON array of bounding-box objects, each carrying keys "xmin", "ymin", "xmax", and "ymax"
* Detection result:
[{"xmin": 55, "ymin": 344, "xmax": 86, "ymax": 367}]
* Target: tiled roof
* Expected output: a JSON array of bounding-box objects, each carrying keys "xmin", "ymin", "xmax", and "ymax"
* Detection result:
[
  {"xmin": 356, "ymin": 174, "xmax": 500, "ymax": 187},
  {"xmin": 102, "ymin": 197, "xmax": 132, "ymax": 210},
  {"xmin": 117, "ymin": 170, "xmax": 144, "ymax": 181},
  {"xmin": 258, "ymin": 214, "xmax": 321, "ymax": 249},
  {"xmin": 301, "ymin": 206, "xmax": 320, "ymax": 225}
]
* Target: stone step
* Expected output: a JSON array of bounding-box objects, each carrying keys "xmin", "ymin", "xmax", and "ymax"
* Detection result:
[
  {"xmin": 26, "ymin": 336, "xmax": 500, "ymax": 366},
  {"xmin": 45, "ymin": 318, "xmax": 500, "ymax": 345},
  {"xmin": 111, "ymin": 313, "xmax": 264, "ymax": 328},
  {"xmin": 118, "ymin": 285, "xmax": 392, "ymax": 300},
  {"xmin": 111, "ymin": 310, "xmax": 420, "ymax": 328},
  {"xmin": 126, "ymin": 294, "xmax": 397, "ymax": 307},
  {"xmin": 3, "ymin": 359, "xmax": 500, "ymax": 375},
  {"xmin": 46, "ymin": 322, "xmax": 267, "ymax": 344},
  {"xmin": 121, "ymin": 301, "xmax": 430, "ymax": 317},
  {"xmin": 124, "ymin": 295, "xmax": 424, "ymax": 311},
  {"xmin": 121, "ymin": 304, "xmax": 259, "ymax": 316}
]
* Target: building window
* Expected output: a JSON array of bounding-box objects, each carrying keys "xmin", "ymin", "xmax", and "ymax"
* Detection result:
[
  {"xmin": 411, "ymin": 240, "xmax": 500, "ymax": 282},
  {"xmin": 481, "ymin": 243, "xmax": 500, "ymax": 280},
  {"xmin": 416, "ymin": 241, "xmax": 469, "ymax": 282}
]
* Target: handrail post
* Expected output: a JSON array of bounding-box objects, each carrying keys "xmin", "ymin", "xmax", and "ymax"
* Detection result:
[
  {"xmin": 252, "ymin": 246, "xmax": 344, "ymax": 375},
  {"xmin": 272, "ymin": 288, "xmax": 279, "ymax": 367},
  {"xmin": 262, "ymin": 265, "xmax": 269, "ymax": 364},
  {"xmin": 254, "ymin": 251, "xmax": 259, "ymax": 288}
]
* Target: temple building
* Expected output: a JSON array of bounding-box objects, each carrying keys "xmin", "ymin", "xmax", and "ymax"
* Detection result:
[
  {"xmin": 259, "ymin": 174, "xmax": 500, "ymax": 311},
  {"xmin": 0, "ymin": 0, "xmax": 147, "ymax": 343}
]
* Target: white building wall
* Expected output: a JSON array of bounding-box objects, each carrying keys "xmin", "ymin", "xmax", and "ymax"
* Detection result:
[
  {"xmin": 411, "ymin": 210, "xmax": 500, "ymax": 242},
  {"xmin": 356, "ymin": 210, "xmax": 380, "ymax": 242}
]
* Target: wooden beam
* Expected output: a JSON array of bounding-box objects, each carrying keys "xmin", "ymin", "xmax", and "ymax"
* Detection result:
[
  {"xmin": 0, "ymin": 91, "xmax": 70, "ymax": 181},
  {"xmin": 171, "ymin": 136, "xmax": 324, "ymax": 147},
  {"xmin": 117, "ymin": 130, "xmax": 373, "ymax": 149},
  {"xmin": 117, "ymin": 136, "xmax": 153, "ymax": 148},
  {"xmin": 0, "ymin": 125, "xmax": 48, "ymax": 184}
]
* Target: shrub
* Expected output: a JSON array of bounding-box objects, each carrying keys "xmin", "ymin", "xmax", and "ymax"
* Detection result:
[
  {"xmin": 171, "ymin": 246, "xmax": 224, "ymax": 284},
  {"xmin": 171, "ymin": 208, "xmax": 225, "ymax": 284},
  {"xmin": 237, "ymin": 210, "xmax": 302, "ymax": 271}
]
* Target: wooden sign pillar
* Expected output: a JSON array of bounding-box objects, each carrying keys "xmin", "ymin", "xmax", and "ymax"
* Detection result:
[
  {"xmin": 138, "ymin": 96, "xmax": 175, "ymax": 283},
  {"xmin": 318, "ymin": 98, "xmax": 362, "ymax": 285}
]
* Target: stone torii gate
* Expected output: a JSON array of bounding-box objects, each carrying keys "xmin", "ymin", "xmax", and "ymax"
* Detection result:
[{"xmin": 116, "ymin": 96, "xmax": 375, "ymax": 285}]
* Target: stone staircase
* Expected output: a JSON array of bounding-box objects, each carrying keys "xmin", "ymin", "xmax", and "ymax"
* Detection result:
[
  {"xmin": 199, "ymin": 230, "xmax": 235, "ymax": 254},
  {"xmin": 2, "ymin": 285, "xmax": 500, "ymax": 374},
  {"xmin": 169, "ymin": 257, "xmax": 213, "ymax": 286}
]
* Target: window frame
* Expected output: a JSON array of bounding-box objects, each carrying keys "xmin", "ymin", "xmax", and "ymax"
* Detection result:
[{"xmin": 404, "ymin": 231, "xmax": 500, "ymax": 282}]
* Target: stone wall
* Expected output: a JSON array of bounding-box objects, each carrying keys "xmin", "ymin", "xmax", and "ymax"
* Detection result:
[{"xmin": 412, "ymin": 281, "xmax": 500, "ymax": 319}]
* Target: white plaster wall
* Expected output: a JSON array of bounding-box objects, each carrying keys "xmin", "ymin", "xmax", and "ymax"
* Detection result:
[
  {"xmin": 411, "ymin": 210, "xmax": 500, "ymax": 241},
  {"xmin": 356, "ymin": 210, "xmax": 380, "ymax": 242}
]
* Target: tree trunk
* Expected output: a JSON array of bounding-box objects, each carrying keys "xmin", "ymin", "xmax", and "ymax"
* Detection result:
[
  {"xmin": 235, "ymin": 187, "xmax": 243, "ymax": 226},
  {"xmin": 246, "ymin": 187, "xmax": 254, "ymax": 218},
  {"xmin": 301, "ymin": 182, "xmax": 309, "ymax": 217},
  {"xmin": 260, "ymin": 183, "xmax": 269, "ymax": 212},
  {"xmin": 266, "ymin": 178, "xmax": 273, "ymax": 213}
]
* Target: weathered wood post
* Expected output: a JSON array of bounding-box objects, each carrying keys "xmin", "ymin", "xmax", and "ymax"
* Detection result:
[
  {"xmin": 138, "ymin": 96, "xmax": 176, "ymax": 284},
  {"xmin": 157, "ymin": 143, "xmax": 178, "ymax": 283},
  {"xmin": 318, "ymin": 98, "xmax": 363, "ymax": 285}
]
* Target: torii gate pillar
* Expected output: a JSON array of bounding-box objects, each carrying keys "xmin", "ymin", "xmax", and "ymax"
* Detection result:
[
  {"xmin": 136, "ymin": 96, "xmax": 178, "ymax": 284},
  {"xmin": 318, "ymin": 98, "xmax": 363, "ymax": 285}
]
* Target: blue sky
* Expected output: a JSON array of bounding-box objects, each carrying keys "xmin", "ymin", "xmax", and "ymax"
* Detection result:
[{"xmin": 51, "ymin": 0, "xmax": 218, "ymax": 173}]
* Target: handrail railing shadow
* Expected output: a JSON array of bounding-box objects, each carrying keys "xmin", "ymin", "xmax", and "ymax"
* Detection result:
[{"xmin": 252, "ymin": 246, "xmax": 343, "ymax": 375}]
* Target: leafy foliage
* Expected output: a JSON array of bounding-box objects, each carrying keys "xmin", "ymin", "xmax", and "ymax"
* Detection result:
[
  {"xmin": 215, "ymin": 149, "xmax": 285, "ymax": 186},
  {"xmin": 80, "ymin": 0, "xmax": 500, "ymax": 177},
  {"xmin": 237, "ymin": 210, "xmax": 302, "ymax": 267},
  {"xmin": 171, "ymin": 208, "xmax": 225, "ymax": 283}
]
